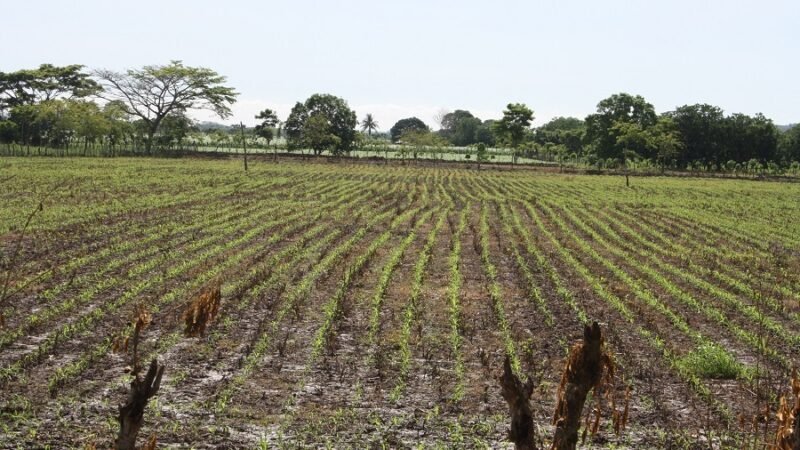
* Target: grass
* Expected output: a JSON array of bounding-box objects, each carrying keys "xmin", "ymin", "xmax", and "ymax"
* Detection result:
[{"xmin": 678, "ymin": 344, "xmax": 744, "ymax": 380}]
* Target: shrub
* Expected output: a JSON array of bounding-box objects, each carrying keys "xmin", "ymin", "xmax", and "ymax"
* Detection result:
[{"xmin": 678, "ymin": 343, "xmax": 742, "ymax": 379}]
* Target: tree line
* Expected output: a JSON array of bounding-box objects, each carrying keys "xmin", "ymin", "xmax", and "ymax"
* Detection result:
[{"xmin": 1, "ymin": 62, "xmax": 798, "ymax": 170}]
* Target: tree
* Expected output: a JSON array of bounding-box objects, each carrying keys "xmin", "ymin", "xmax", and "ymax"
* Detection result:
[
  {"xmin": 0, "ymin": 120, "xmax": 17, "ymax": 145},
  {"xmin": 649, "ymin": 117, "xmax": 683, "ymax": 170},
  {"xmin": 390, "ymin": 117, "xmax": 429, "ymax": 143},
  {"xmin": 585, "ymin": 93, "xmax": 656, "ymax": 160},
  {"xmin": 666, "ymin": 104, "xmax": 725, "ymax": 165},
  {"xmin": 475, "ymin": 142, "xmax": 489, "ymax": 168},
  {"xmin": 722, "ymin": 113, "xmax": 777, "ymax": 163},
  {"xmin": 94, "ymin": 61, "xmax": 237, "ymax": 153},
  {"xmin": 284, "ymin": 102, "xmax": 308, "ymax": 151},
  {"xmin": 304, "ymin": 113, "xmax": 340, "ymax": 154},
  {"xmin": 102, "ymin": 101, "xmax": 133, "ymax": 154},
  {"xmin": 475, "ymin": 120, "xmax": 497, "ymax": 146},
  {"xmin": 440, "ymin": 110, "xmax": 482, "ymax": 146},
  {"xmin": 360, "ymin": 113, "xmax": 379, "ymax": 136},
  {"xmin": 779, "ymin": 124, "xmax": 800, "ymax": 163},
  {"xmin": 66, "ymin": 100, "xmax": 113, "ymax": 155},
  {"xmin": 612, "ymin": 116, "xmax": 683, "ymax": 176},
  {"xmin": 283, "ymin": 94, "xmax": 356, "ymax": 155},
  {"xmin": 303, "ymin": 94, "xmax": 357, "ymax": 155},
  {"xmin": 0, "ymin": 64, "xmax": 100, "ymax": 112},
  {"xmin": 534, "ymin": 117, "xmax": 585, "ymax": 154},
  {"xmin": 254, "ymin": 109, "xmax": 279, "ymax": 145},
  {"xmin": 493, "ymin": 103, "xmax": 534, "ymax": 164},
  {"xmin": 399, "ymin": 128, "xmax": 448, "ymax": 160},
  {"xmin": 155, "ymin": 112, "xmax": 193, "ymax": 149}
]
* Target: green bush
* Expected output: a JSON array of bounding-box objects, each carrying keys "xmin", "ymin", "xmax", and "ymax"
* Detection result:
[{"xmin": 678, "ymin": 343, "xmax": 742, "ymax": 379}]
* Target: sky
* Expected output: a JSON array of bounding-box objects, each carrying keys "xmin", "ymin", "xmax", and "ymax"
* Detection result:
[{"xmin": 2, "ymin": 0, "xmax": 798, "ymax": 129}]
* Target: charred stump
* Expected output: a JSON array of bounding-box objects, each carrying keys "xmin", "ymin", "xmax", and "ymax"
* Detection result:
[
  {"xmin": 115, "ymin": 358, "xmax": 165, "ymax": 450},
  {"xmin": 551, "ymin": 322, "xmax": 613, "ymax": 450},
  {"xmin": 499, "ymin": 356, "xmax": 538, "ymax": 450}
]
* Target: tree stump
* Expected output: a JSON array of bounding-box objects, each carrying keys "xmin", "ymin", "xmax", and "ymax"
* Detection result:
[
  {"xmin": 551, "ymin": 322, "xmax": 612, "ymax": 450},
  {"xmin": 499, "ymin": 356, "xmax": 538, "ymax": 450},
  {"xmin": 115, "ymin": 358, "xmax": 165, "ymax": 450}
]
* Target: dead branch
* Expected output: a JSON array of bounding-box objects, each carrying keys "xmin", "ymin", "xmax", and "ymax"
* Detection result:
[
  {"xmin": 499, "ymin": 356, "xmax": 538, "ymax": 450},
  {"xmin": 551, "ymin": 322, "xmax": 614, "ymax": 450}
]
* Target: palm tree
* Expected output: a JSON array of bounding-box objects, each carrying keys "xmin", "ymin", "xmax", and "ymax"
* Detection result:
[{"xmin": 360, "ymin": 113, "xmax": 378, "ymax": 137}]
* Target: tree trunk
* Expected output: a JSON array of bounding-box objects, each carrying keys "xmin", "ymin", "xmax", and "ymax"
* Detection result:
[
  {"xmin": 115, "ymin": 359, "xmax": 164, "ymax": 450},
  {"xmin": 499, "ymin": 357, "xmax": 538, "ymax": 450},
  {"xmin": 145, "ymin": 130, "xmax": 155, "ymax": 155},
  {"xmin": 240, "ymin": 122, "xmax": 248, "ymax": 172},
  {"xmin": 551, "ymin": 322, "xmax": 608, "ymax": 450}
]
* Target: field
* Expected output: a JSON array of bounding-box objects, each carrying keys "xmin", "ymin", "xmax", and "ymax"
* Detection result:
[{"xmin": 1, "ymin": 157, "xmax": 800, "ymax": 449}]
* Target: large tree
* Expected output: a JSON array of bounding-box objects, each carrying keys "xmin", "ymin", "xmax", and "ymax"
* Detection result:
[
  {"xmin": 665, "ymin": 104, "xmax": 725, "ymax": 165},
  {"xmin": 493, "ymin": 103, "xmax": 534, "ymax": 163},
  {"xmin": 284, "ymin": 94, "xmax": 357, "ymax": 154},
  {"xmin": 721, "ymin": 113, "xmax": 777, "ymax": 163},
  {"xmin": 304, "ymin": 113, "xmax": 341, "ymax": 154},
  {"xmin": 778, "ymin": 124, "xmax": 800, "ymax": 163},
  {"xmin": 390, "ymin": 117, "xmax": 429, "ymax": 143},
  {"xmin": 94, "ymin": 61, "xmax": 237, "ymax": 153},
  {"xmin": 0, "ymin": 64, "xmax": 100, "ymax": 112},
  {"xmin": 284, "ymin": 102, "xmax": 308, "ymax": 150},
  {"xmin": 534, "ymin": 117, "xmax": 585, "ymax": 154},
  {"xmin": 585, "ymin": 93, "xmax": 656, "ymax": 160},
  {"xmin": 439, "ymin": 110, "xmax": 482, "ymax": 146}
]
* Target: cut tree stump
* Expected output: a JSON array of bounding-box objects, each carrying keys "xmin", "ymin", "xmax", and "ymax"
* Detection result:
[
  {"xmin": 499, "ymin": 356, "xmax": 538, "ymax": 450},
  {"xmin": 551, "ymin": 321, "xmax": 612, "ymax": 450},
  {"xmin": 115, "ymin": 358, "xmax": 165, "ymax": 450}
]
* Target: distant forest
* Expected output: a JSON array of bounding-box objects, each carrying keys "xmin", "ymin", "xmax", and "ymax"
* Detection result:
[{"xmin": 1, "ymin": 63, "xmax": 799, "ymax": 173}]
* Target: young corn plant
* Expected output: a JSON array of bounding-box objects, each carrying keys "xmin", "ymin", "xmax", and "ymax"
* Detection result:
[
  {"xmin": 478, "ymin": 203, "xmax": 520, "ymax": 375},
  {"xmin": 390, "ymin": 211, "xmax": 447, "ymax": 402},
  {"xmin": 448, "ymin": 205, "xmax": 469, "ymax": 402}
]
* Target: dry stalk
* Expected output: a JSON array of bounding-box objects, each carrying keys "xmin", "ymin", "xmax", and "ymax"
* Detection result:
[
  {"xmin": 141, "ymin": 434, "xmax": 157, "ymax": 450},
  {"xmin": 551, "ymin": 321, "xmax": 616, "ymax": 450},
  {"xmin": 774, "ymin": 369, "xmax": 800, "ymax": 450},
  {"xmin": 183, "ymin": 278, "xmax": 221, "ymax": 338}
]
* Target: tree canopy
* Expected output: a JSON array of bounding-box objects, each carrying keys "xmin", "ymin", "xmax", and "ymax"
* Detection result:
[
  {"xmin": 0, "ymin": 62, "xmax": 797, "ymax": 171},
  {"xmin": 779, "ymin": 124, "xmax": 800, "ymax": 162},
  {"xmin": 94, "ymin": 61, "xmax": 237, "ymax": 153},
  {"xmin": 534, "ymin": 117, "xmax": 585, "ymax": 154},
  {"xmin": 283, "ymin": 94, "xmax": 357, "ymax": 155},
  {"xmin": 0, "ymin": 64, "xmax": 100, "ymax": 112},
  {"xmin": 585, "ymin": 93, "xmax": 657, "ymax": 160},
  {"xmin": 493, "ymin": 103, "xmax": 533, "ymax": 148},
  {"xmin": 254, "ymin": 109, "xmax": 279, "ymax": 144},
  {"xmin": 390, "ymin": 117, "xmax": 429, "ymax": 143}
]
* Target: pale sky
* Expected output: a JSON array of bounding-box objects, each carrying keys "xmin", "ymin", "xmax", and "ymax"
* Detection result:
[{"xmin": 2, "ymin": 0, "xmax": 798, "ymax": 129}]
